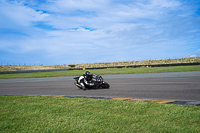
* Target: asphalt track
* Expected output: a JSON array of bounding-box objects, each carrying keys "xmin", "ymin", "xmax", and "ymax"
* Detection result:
[{"xmin": 0, "ymin": 71, "xmax": 200, "ymax": 105}]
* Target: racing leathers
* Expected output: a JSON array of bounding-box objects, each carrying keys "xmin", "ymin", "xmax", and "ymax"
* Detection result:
[{"xmin": 78, "ymin": 72, "xmax": 93, "ymax": 90}]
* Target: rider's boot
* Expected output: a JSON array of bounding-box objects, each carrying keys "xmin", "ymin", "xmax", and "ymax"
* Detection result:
[
  {"xmin": 82, "ymin": 86, "xmax": 86, "ymax": 90},
  {"xmin": 80, "ymin": 83, "xmax": 86, "ymax": 90}
]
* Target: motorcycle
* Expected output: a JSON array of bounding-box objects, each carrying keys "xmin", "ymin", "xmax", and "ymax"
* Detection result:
[{"xmin": 74, "ymin": 74, "xmax": 110, "ymax": 90}]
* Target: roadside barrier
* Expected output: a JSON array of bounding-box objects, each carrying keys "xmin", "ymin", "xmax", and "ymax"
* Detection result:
[{"xmin": 0, "ymin": 69, "xmax": 69, "ymax": 74}]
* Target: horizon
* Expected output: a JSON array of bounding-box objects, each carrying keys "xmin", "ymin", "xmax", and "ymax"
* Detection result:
[{"xmin": 1, "ymin": 57, "xmax": 199, "ymax": 66}]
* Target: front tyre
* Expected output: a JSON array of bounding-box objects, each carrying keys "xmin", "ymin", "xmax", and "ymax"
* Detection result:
[{"xmin": 102, "ymin": 82, "xmax": 110, "ymax": 89}]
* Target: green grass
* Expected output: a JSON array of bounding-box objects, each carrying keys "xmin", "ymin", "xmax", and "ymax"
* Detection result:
[
  {"xmin": 0, "ymin": 65, "xmax": 200, "ymax": 79},
  {"xmin": 0, "ymin": 96, "xmax": 200, "ymax": 133}
]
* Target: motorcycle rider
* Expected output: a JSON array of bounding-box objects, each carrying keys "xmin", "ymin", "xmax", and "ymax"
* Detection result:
[{"xmin": 78, "ymin": 71, "xmax": 93, "ymax": 90}]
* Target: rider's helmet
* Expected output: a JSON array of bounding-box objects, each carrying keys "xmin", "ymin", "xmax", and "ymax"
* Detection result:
[{"xmin": 85, "ymin": 71, "xmax": 90, "ymax": 76}]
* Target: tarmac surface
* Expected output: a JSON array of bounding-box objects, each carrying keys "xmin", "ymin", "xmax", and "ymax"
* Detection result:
[{"xmin": 0, "ymin": 71, "xmax": 200, "ymax": 105}]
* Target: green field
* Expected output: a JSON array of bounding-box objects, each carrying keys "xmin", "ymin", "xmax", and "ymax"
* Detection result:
[
  {"xmin": 0, "ymin": 65, "xmax": 200, "ymax": 79},
  {"xmin": 1, "ymin": 66, "xmax": 200, "ymax": 132},
  {"xmin": 0, "ymin": 96, "xmax": 200, "ymax": 133}
]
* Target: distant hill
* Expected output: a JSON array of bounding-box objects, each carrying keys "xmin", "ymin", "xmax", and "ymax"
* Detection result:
[{"xmin": 0, "ymin": 57, "xmax": 199, "ymax": 71}]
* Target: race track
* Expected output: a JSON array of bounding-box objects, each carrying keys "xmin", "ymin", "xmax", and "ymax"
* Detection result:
[{"xmin": 0, "ymin": 71, "xmax": 200, "ymax": 101}]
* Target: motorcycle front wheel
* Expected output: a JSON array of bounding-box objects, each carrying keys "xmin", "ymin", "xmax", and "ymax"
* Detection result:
[{"xmin": 102, "ymin": 82, "xmax": 110, "ymax": 89}]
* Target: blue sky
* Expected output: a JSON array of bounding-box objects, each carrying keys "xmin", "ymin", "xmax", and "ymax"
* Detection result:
[{"xmin": 0, "ymin": 0, "xmax": 200, "ymax": 65}]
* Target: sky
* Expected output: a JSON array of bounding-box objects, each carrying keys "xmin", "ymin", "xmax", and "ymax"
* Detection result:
[{"xmin": 0, "ymin": 0, "xmax": 200, "ymax": 65}]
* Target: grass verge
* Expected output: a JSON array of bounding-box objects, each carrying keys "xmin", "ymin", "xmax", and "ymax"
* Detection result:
[
  {"xmin": 0, "ymin": 65, "xmax": 200, "ymax": 79},
  {"xmin": 0, "ymin": 96, "xmax": 200, "ymax": 133}
]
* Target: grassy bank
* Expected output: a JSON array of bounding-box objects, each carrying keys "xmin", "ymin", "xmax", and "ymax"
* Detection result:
[
  {"xmin": 0, "ymin": 96, "xmax": 199, "ymax": 133},
  {"xmin": 0, "ymin": 65, "xmax": 200, "ymax": 79},
  {"xmin": 1, "ymin": 57, "xmax": 199, "ymax": 71}
]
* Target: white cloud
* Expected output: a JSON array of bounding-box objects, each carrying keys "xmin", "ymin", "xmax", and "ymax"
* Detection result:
[
  {"xmin": 0, "ymin": 0, "xmax": 200, "ymax": 65},
  {"xmin": 150, "ymin": 0, "xmax": 181, "ymax": 8},
  {"xmin": 52, "ymin": 0, "xmax": 109, "ymax": 11},
  {"xmin": 189, "ymin": 49, "xmax": 200, "ymax": 57},
  {"xmin": 0, "ymin": 0, "xmax": 48, "ymax": 28}
]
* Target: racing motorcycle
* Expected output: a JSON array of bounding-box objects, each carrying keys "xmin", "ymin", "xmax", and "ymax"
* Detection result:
[{"xmin": 74, "ymin": 74, "xmax": 110, "ymax": 90}]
